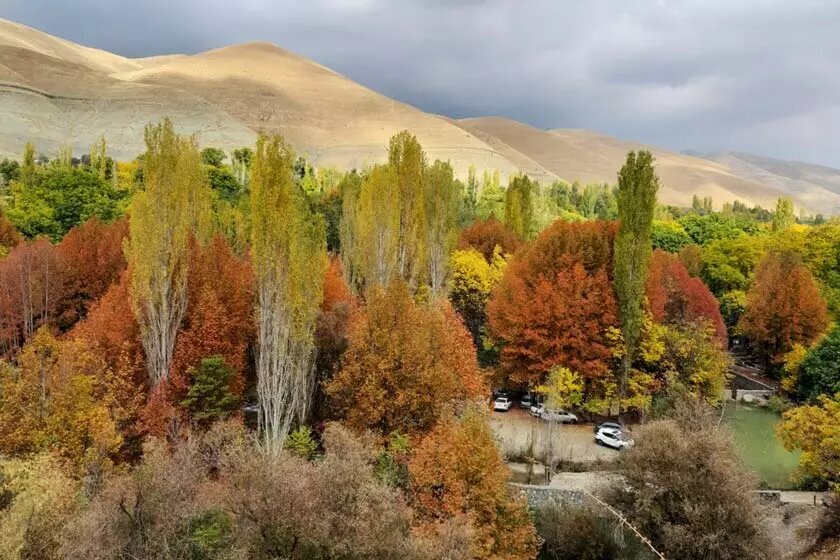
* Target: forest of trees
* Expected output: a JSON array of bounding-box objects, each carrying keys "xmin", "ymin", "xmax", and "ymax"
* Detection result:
[{"xmin": 0, "ymin": 122, "xmax": 839, "ymax": 559}]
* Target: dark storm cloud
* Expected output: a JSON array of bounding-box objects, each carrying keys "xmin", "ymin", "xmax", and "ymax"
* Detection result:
[{"xmin": 3, "ymin": 0, "xmax": 840, "ymax": 166}]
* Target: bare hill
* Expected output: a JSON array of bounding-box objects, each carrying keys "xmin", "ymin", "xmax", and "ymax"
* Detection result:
[
  {"xmin": 1, "ymin": 17, "xmax": 838, "ymax": 214},
  {"xmin": 452, "ymin": 117, "xmax": 829, "ymax": 211}
]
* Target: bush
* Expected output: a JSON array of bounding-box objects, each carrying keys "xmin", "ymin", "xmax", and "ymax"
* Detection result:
[
  {"xmin": 536, "ymin": 503, "xmax": 623, "ymax": 560},
  {"xmin": 607, "ymin": 406, "xmax": 777, "ymax": 560}
]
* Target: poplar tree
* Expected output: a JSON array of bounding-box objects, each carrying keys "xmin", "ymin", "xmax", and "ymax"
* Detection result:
[
  {"xmin": 504, "ymin": 175, "xmax": 534, "ymax": 239},
  {"xmin": 614, "ymin": 151, "xmax": 658, "ymax": 413},
  {"xmin": 772, "ymin": 197, "xmax": 795, "ymax": 232},
  {"xmin": 424, "ymin": 160, "xmax": 460, "ymax": 296},
  {"xmin": 21, "ymin": 142, "xmax": 36, "ymax": 186},
  {"xmin": 389, "ymin": 131, "xmax": 426, "ymax": 287},
  {"xmin": 89, "ymin": 136, "xmax": 108, "ymax": 179},
  {"xmin": 251, "ymin": 133, "xmax": 326, "ymax": 456},
  {"xmin": 128, "ymin": 118, "xmax": 210, "ymax": 385},
  {"xmin": 356, "ymin": 164, "xmax": 400, "ymax": 287}
]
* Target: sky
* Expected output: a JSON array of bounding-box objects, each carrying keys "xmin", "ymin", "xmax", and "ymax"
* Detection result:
[{"xmin": 4, "ymin": 0, "xmax": 840, "ymax": 167}]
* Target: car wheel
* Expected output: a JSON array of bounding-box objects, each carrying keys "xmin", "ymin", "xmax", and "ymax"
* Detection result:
[{"xmin": 594, "ymin": 438, "xmax": 601, "ymax": 446}]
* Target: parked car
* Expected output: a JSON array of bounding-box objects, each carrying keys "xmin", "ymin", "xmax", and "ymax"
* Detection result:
[
  {"xmin": 594, "ymin": 427, "xmax": 634, "ymax": 450},
  {"xmin": 529, "ymin": 403, "xmax": 578, "ymax": 423},
  {"xmin": 593, "ymin": 421, "xmax": 624, "ymax": 434},
  {"xmin": 493, "ymin": 397, "xmax": 513, "ymax": 412},
  {"xmin": 519, "ymin": 393, "xmax": 534, "ymax": 409}
]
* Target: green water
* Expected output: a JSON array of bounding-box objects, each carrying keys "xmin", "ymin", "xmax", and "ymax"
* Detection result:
[{"xmin": 723, "ymin": 404, "xmax": 801, "ymax": 489}]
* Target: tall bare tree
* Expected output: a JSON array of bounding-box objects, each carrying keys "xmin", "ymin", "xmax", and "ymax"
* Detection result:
[
  {"xmin": 128, "ymin": 119, "xmax": 210, "ymax": 385},
  {"xmin": 251, "ymin": 133, "xmax": 326, "ymax": 456}
]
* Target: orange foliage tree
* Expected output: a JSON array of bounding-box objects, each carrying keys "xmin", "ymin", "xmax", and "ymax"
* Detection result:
[
  {"xmin": 646, "ymin": 249, "xmax": 727, "ymax": 345},
  {"xmin": 0, "ymin": 211, "xmax": 21, "ymax": 254},
  {"xmin": 70, "ymin": 271, "xmax": 146, "ymax": 453},
  {"xmin": 170, "ymin": 235, "xmax": 254, "ymax": 404},
  {"xmin": 313, "ymin": 257, "xmax": 354, "ymax": 418},
  {"xmin": 0, "ymin": 238, "xmax": 60, "ymax": 354},
  {"xmin": 0, "ymin": 328, "xmax": 122, "ymax": 470},
  {"xmin": 54, "ymin": 217, "xmax": 128, "ymax": 330},
  {"xmin": 409, "ymin": 406, "xmax": 539, "ymax": 559},
  {"xmin": 739, "ymin": 251, "xmax": 829, "ymax": 366},
  {"xmin": 457, "ymin": 216, "xmax": 522, "ymax": 262},
  {"xmin": 326, "ymin": 280, "xmax": 486, "ymax": 437},
  {"xmin": 487, "ymin": 220, "xmax": 618, "ymax": 389}
]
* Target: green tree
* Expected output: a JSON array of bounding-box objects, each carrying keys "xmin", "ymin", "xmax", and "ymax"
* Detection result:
[
  {"xmin": 181, "ymin": 356, "xmax": 241, "ymax": 427},
  {"xmin": 651, "ymin": 220, "xmax": 692, "ymax": 253},
  {"xmin": 128, "ymin": 118, "xmax": 211, "ymax": 385},
  {"xmin": 200, "ymin": 147, "xmax": 226, "ymax": 168},
  {"xmin": 614, "ymin": 151, "xmax": 659, "ymax": 413},
  {"xmin": 20, "ymin": 142, "xmax": 36, "ymax": 186},
  {"xmin": 250, "ymin": 133, "xmax": 327, "ymax": 456},
  {"xmin": 6, "ymin": 167, "xmax": 125, "ymax": 241},
  {"xmin": 795, "ymin": 326, "xmax": 840, "ymax": 401},
  {"xmin": 504, "ymin": 175, "xmax": 535, "ymax": 239},
  {"xmin": 476, "ymin": 169, "xmax": 504, "ymax": 220},
  {"xmin": 772, "ymin": 197, "xmax": 795, "ymax": 232},
  {"xmin": 88, "ymin": 136, "xmax": 109, "ymax": 179}
]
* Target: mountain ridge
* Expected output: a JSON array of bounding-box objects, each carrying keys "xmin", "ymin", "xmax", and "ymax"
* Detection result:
[{"xmin": 2, "ymin": 17, "xmax": 840, "ymax": 214}]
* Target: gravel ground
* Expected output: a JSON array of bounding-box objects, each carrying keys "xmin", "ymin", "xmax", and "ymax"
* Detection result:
[{"xmin": 489, "ymin": 408, "xmax": 623, "ymax": 463}]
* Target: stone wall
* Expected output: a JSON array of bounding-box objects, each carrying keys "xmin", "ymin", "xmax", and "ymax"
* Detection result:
[{"xmin": 509, "ymin": 482, "xmax": 586, "ymax": 510}]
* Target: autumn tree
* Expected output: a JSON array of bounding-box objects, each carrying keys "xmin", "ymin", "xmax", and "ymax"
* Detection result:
[
  {"xmin": 170, "ymin": 235, "xmax": 254, "ymax": 404},
  {"xmin": 614, "ymin": 150, "xmax": 658, "ymax": 410},
  {"xmin": 251, "ymin": 133, "xmax": 327, "ymax": 455},
  {"xmin": 313, "ymin": 258, "xmax": 354, "ymax": 417},
  {"xmin": 448, "ymin": 248, "xmax": 506, "ymax": 348},
  {"xmin": 0, "ymin": 238, "xmax": 60, "ymax": 354},
  {"xmin": 54, "ymin": 217, "xmax": 128, "ymax": 330},
  {"xmin": 70, "ymin": 272, "xmax": 145, "ymax": 454},
  {"xmin": 128, "ymin": 118, "xmax": 210, "ymax": 385},
  {"xmin": 326, "ymin": 280, "xmax": 485, "ymax": 437},
  {"xmin": 0, "ymin": 211, "xmax": 21, "ymax": 257},
  {"xmin": 646, "ymin": 249, "xmax": 726, "ymax": 344},
  {"xmin": 487, "ymin": 220, "xmax": 618, "ymax": 390},
  {"xmin": 456, "ymin": 215, "xmax": 522, "ymax": 262},
  {"xmin": 424, "ymin": 160, "xmax": 460, "ymax": 296},
  {"xmin": 0, "ymin": 328, "xmax": 121, "ymax": 470},
  {"xmin": 409, "ymin": 406, "xmax": 539, "ymax": 559},
  {"xmin": 389, "ymin": 131, "xmax": 427, "ymax": 285},
  {"xmin": 779, "ymin": 393, "xmax": 840, "ymax": 488},
  {"xmin": 739, "ymin": 251, "xmax": 828, "ymax": 366}
]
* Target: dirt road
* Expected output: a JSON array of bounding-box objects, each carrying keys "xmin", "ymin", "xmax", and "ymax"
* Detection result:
[{"xmin": 489, "ymin": 408, "xmax": 620, "ymax": 463}]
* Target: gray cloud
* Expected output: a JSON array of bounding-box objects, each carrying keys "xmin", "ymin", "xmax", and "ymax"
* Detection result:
[{"xmin": 3, "ymin": 0, "xmax": 840, "ymax": 166}]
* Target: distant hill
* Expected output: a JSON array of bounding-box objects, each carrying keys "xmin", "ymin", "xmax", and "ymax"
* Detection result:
[{"xmin": 2, "ymin": 17, "xmax": 839, "ymax": 214}]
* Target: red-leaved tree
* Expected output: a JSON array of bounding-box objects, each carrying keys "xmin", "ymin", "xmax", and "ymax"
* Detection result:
[
  {"xmin": 457, "ymin": 216, "xmax": 522, "ymax": 261},
  {"xmin": 646, "ymin": 249, "xmax": 727, "ymax": 345},
  {"xmin": 739, "ymin": 251, "xmax": 828, "ymax": 365},
  {"xmin": 487, "ymin": 220, "xmax": 618, "ymax": 388}
]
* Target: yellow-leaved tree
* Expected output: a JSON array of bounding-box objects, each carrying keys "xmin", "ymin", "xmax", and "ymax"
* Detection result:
[
  {"xmin": 250, "ymin": 133, "xmax": 327, "ymax": 456},
  {"xmin": 128, "ymin": 118, "xmax": 210, "ymax": 385},
  {"xmin": 778, "ymin": 393, "xmax": 840, "ymax": 489}
]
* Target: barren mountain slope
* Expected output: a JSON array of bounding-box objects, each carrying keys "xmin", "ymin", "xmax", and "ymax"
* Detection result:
[
  {"xmin": 704, "ymin": 152, "xmax": 840, "ymax": 215},
  {"xmin": 0, "ymin": 19, "xmax": 517, "ymax": 176},
  {"xmin": 454, "ymin": 117, "xmax": 809, "ymax": 211}
]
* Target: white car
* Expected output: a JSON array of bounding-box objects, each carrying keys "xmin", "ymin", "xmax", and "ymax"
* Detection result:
[
  {"xmin": 493, "ymin": 397, "xmax": 513, "ymax": 412},
  {"xmin": 595, "ymin": 427, "xmax": 634, "ymax": 450},
  {"xmin": 529, "ymin": 404, "xmax": 578, "ymax": 423}
]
